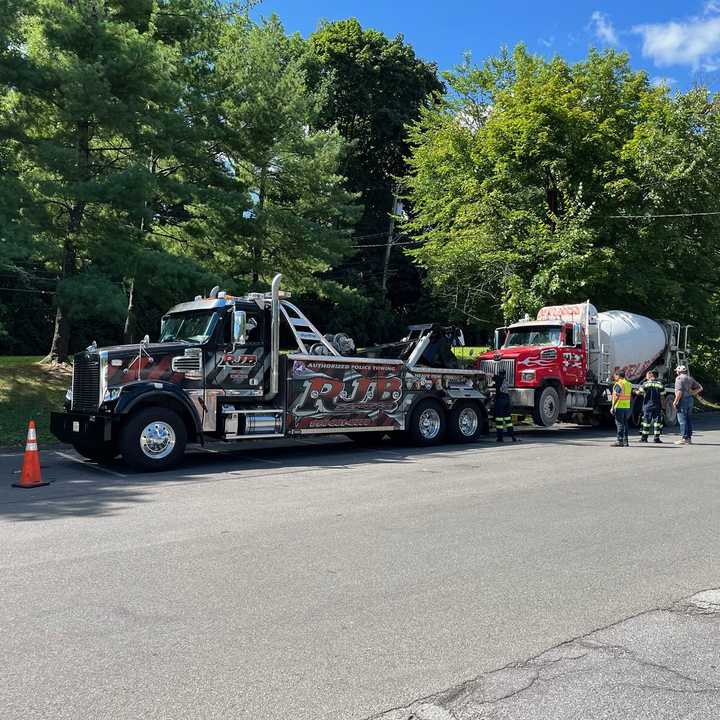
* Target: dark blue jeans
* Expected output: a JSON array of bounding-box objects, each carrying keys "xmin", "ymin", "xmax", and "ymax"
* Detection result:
[
  {"xmin": 677, "ymin": 397, "xmax": 694, "ymax": 440},
  {"xmin": 615, "ymin": 408, "xmax": 630, "ymax": 442}
]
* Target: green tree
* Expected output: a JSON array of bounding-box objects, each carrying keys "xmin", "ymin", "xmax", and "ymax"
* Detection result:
[
  {"xmin": 405, "ymin": 47, "xmax": 720, "ymax": 341},
  {"xmin": 306, "ymin": 19, "xmax": 442, "ymax": 315},
  {"xmin": 0, "ymin": 0, "xmax": 227, "ymax": 361},
  {"xmin": 308, "ymin": 19, "xmax": 442, "ymax": 232},
  {"xmin": 185, "ymin": 15, "xmax": 360, "ymax": 293}
]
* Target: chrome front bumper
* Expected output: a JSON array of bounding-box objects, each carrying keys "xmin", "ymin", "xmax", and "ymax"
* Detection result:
[{"xmin": 509, "ymin": 388, "xmax": 535, "ymax": 408}]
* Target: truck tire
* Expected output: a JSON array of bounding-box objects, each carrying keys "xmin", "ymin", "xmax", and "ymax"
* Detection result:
[
  {"xmin": 407, "ymin": 398, "xmax": 446, "ymax": 446},
  {"xmin": 532, "ymin": 386, "xmax": 560, "ymax": 427},
  {"xmin": 448, "ymin": 401, "xmax": 484, "ymax": 443},
  {"xmin": 119, "ymin": 407, "xmax": 187, "ymax": 472},
  {"xmin": 72, "ymin": 442, "xmax": 118, "ymax": 463}
]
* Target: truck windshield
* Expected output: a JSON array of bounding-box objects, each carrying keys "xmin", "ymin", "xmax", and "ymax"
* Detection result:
[
  {"xmin": 160, "ymin": 311, "xmax": 218, "ymax": 344},
  {"xmin": 504, "ymin": 327, "xmax": 561, "ymax": 348}
]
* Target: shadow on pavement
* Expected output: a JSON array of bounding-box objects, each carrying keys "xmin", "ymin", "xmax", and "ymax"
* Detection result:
[{"xmin": 1, "ymin": 414, "xmax": 717, "ymax": 522}]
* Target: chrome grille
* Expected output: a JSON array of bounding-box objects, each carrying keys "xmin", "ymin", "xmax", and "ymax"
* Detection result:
[
  {"xmin": 72, "ymin": 353, "xmax": 101, "ymax": 412},
  {"xmin": 171, "ymin": 350, "xmax": 203, "ymax": 379},
  {"xmin": 477, "ymin": 359, "xmax": 516, "ymax": 382}
]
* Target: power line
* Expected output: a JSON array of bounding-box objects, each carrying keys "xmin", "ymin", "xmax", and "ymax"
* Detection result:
[
  {"xmin": 350, "ymin": 231, "xmax": 389, "ymax": 240},
  {"xmin": 608, "ymin": 210, "xmax": 720, "ymax": 219},
  {"xmin": 352, "ymin": 239, "xmax": 423, "ymax": 249},
  {"xmin": 0, "ymin": 287, "xmax": 56, "ymax": 294}
]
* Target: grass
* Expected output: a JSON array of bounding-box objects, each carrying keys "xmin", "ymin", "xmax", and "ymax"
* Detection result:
[
  {"xmin": 452, "ymin": 346, "xmax": 490, "ymax": 367},
  {"xmin": 0, "ymin": 357, "xmax": 70, "ymax": 447}
]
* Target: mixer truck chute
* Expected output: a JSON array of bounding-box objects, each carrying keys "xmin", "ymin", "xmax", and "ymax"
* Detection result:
[{"xmin": 477, "ymin": 301, "xmax": 690, "ymax": 428}]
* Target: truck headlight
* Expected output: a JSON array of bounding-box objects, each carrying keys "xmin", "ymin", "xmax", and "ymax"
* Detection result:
[
  {"xmin": 103, "ymin": 387, "xmax": 122, "ymax": 403},
  {"xmin": 521, "ymin": 370, "xmax": 535, "ymax": 382}
]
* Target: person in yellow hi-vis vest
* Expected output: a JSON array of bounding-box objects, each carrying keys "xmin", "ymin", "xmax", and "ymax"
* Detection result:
[{"xmin": 610, "ymin": 370, "xmax": 633, "ymax": 447}]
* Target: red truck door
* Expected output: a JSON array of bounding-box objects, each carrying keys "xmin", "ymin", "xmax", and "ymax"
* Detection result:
[{"xmin": 559, "ymin": 322, "xmax": 586, "ymax": 387}]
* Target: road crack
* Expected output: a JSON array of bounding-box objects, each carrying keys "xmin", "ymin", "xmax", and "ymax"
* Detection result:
[{"xmin": 367, "ymin": 586, "xmax": 720, "ymax": 720}]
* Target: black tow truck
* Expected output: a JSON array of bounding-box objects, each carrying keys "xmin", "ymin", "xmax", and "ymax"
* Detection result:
[{"xmin": 51, "ymin": 275, "xmax": 489, "ymax": 470}]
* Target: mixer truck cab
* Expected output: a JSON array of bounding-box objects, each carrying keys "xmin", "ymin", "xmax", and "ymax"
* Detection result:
[
  {"xmin": 479, "ymin": 315, "xmax": 588, "ymax": 427},
  {"xmin": 477, "ymin": 302, "xmax": 690, "ymax": 428}
]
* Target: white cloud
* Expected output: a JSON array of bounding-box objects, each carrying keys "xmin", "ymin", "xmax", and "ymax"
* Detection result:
[
  {"xmin": 650, "ymin": 76, "xmax": 678, "ymax": 87},
  {"xmin": 590, "ymin": 11, "xmax": 619, "ymax": 46},
  {"xmin": 634, "ymin": 12, "xmax": 720, "ymax": 68}
]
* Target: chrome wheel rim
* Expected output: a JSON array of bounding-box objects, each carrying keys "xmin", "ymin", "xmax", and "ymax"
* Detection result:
[
  {"xmin": 418, "ymin": 408, "xmax": 441, "ymax": 440},
  {"xmin": 140, "ymin": 421, "xmax": 176, "ymax": 459},
  {"xmin": 458, "ymin": 407, "xmax": 479, "ymax": 436},
  {"xmin": 542, "ymin": 394, "xmax": 556, "ymax": 418}
]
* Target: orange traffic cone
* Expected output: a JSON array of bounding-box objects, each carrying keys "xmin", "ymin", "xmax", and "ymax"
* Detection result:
[{"xmin": 12, "ymin": 420, "xmax": 49, "ymax": 489}]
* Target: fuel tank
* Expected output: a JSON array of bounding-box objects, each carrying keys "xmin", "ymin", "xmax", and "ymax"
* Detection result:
[{"xmin": 597, "ymin": 311, "xmax": 667, "ymax": 382}]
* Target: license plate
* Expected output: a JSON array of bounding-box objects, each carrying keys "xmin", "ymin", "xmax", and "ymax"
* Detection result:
[{"xmin": 72, "ymin": 421, "xmax": 80, "ymax": 432}]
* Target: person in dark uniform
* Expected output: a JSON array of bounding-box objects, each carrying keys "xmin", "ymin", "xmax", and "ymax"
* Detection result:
[
  {"xmin": 493, "ymin": 369, "xmax": 519, "ymax": 443},
  {"xmin": 637, "ymin": 369, "xmax": 665, "ymax": 443}
]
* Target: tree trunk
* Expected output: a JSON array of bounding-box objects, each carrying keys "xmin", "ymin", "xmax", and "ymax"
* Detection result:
[
  {"xmin": 252, "ymin": 166, "xmax": 267, "ymax": 288},
  {"xmin": 382, "ymin": 186, "xmax": 399, "ymax": 295},
  {"xmin": 123, "ymin": 277, "xmax": 135, "ymax": 344},
  {"xmin": 46, "ymin": 303, "xmax": 71, "ymax": 363},
  {"xmin": 44, "ymin": 238, "xmax": 76, "ymax": 363},
  {"xmin": 45, "ymin": 121, "xmax": 90, "ymax": 362}
]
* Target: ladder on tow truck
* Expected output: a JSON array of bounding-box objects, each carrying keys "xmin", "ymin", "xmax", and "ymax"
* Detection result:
[{"xmin": 279, "ymin": 300, "xmax": 340, "ymax": 356}]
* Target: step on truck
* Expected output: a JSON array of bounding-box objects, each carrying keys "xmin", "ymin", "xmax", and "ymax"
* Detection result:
[
  {"xmin": 51, "ymin": 275, "xmax": 489, "ymax": 471},
  {"xmin": 476, "ymin": 302, "xmax": 691, "ymax": 428}
]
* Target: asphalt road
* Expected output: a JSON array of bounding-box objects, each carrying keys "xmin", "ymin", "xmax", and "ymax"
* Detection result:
[{"xmin": 1, "ymin": 417, "xmax": 719, "ymax": 720}]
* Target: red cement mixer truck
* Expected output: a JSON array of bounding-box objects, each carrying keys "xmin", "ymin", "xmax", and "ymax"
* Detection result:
[{"xmin": 476, "ymin": 302, "xmax": 691, "ymax": 428}]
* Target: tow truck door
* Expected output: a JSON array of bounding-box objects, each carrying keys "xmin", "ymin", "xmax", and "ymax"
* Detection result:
[{"xmin": 213, "ymin": 304, "xmax": 268, "ymax": 399}]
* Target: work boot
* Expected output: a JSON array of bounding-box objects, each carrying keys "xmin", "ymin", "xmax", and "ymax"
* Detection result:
[
  {"xmin": 496, "ymin": 436, "xmax": 504, "ymax": 443},
  {"xmin": 610, "ymin": 441, "xmax": 624, "ymax": 447},
  {"xmin": 640, "ymin": 436, "xmax": 648, "ymax": 443},
  {"xmin": 511, "ymin": 435, "xmax": 521, "ymax": 443},
  {"xmin": 653, "ymin": 437, "xmax": 662, "ymax": 443},
  {"xmin": 624, "ymin": 439, "xmax": 629, "ymax": 447}
]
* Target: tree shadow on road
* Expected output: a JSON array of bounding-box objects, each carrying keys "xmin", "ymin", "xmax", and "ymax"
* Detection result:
[
  {"xmin": 0, "ymin": 439, "xmax": 422, "ymax": 522},
  {"xmin": 1, "ymin": 413, "xmax": 717, "ymax": 522}
]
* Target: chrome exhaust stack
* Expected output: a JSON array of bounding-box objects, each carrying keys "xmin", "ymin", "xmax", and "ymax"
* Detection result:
[{"xmin": 265, "ymin": 273, "xmax": 282, "ymax": 401}]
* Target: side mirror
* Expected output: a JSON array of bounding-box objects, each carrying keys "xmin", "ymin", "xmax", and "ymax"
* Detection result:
[{"xmin": 232, "ymin": 310, "xmax": 247, "ymax": 345}]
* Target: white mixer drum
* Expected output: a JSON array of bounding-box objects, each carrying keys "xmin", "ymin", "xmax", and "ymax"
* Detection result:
[{"xmin": 598, "ymin": 311, "xmax": 667, "ymax": 382}]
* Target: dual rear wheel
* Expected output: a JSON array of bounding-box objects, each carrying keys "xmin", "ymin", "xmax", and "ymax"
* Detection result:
[{"xmin": 405, "ymin": 398, "xmax": 486, "ymax": 446}]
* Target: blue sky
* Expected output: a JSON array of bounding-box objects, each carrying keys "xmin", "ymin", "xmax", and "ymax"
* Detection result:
[{"xmin": 252, "ymin": 0, "xmax": 720, "ymax": 90}]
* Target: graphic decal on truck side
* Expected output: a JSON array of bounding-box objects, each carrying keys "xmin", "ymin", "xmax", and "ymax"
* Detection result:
[{"xmin": 288, "ymin": 360, "xmax": 405, "ymax": 430}]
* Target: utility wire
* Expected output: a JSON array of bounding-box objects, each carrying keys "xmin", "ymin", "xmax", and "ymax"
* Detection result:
[
  {"xmin": 353, "ymin": 239, "xmax": 423, "ymax": 248},
  {"xmin": 0, "ymin": 287, "xmax": 56, "ymax": 294},
  {"xmin": 607, "ymin": 210, "xmax": 720, "ymax": 219}
]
